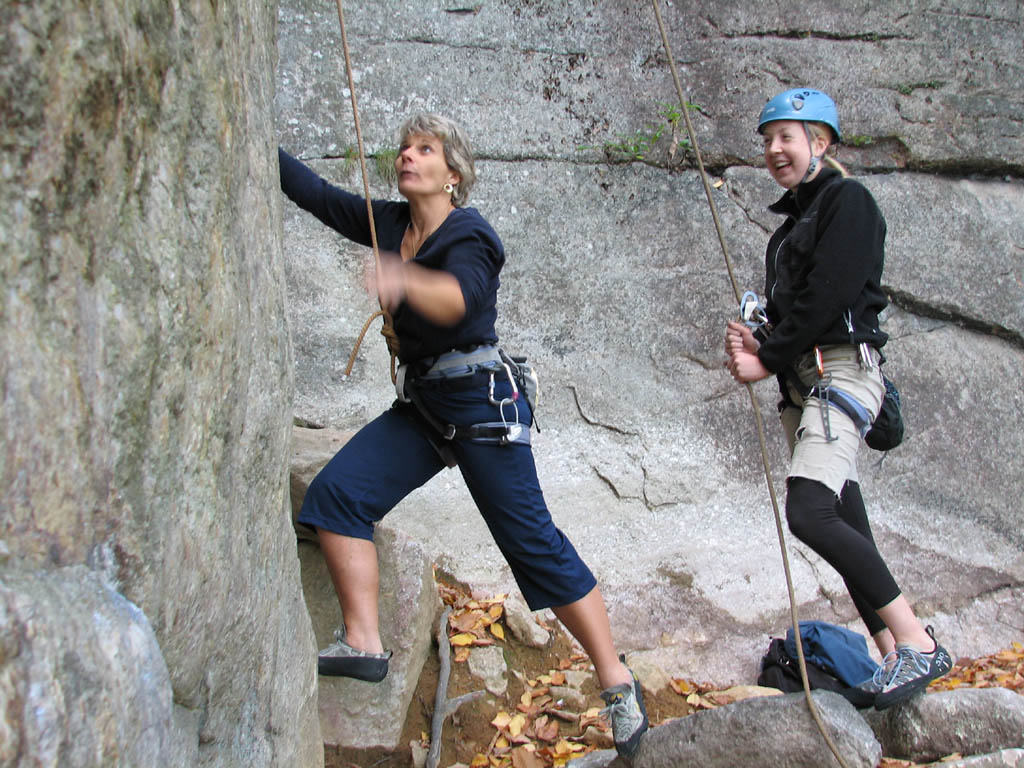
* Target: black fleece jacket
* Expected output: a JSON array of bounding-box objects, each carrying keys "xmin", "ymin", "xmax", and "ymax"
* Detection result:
[{"xmin": 755, "ymin": 168, "xmax": 889, "ymax": 374}]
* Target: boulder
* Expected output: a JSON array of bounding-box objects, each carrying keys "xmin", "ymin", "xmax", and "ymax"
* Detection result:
[
  {"xmin": 865, "ymin": 688, "xmax": 1024, "ymax": 764},
  {"xmin": 936, "ymin": 750, "xmax": 1024, "ymax": 768},
  {"xmin": 0, "ymin": 567, "xmax": 177, "ymax": 767},
  {"xmin": 629, "ymin": 691, "xmax": 881, "ymax": 768}
]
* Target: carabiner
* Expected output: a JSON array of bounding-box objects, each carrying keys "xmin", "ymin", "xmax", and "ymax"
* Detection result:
[
  {"xmin": 740, "ymin": 290, "xmax": 768, "ymax": 329},
  {"xmin": 488, "ymin": 363, "xmax": 519, "ymax": 406}
]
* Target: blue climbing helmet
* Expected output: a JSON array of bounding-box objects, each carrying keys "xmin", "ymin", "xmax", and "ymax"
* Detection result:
[{"xmin": 758, "ymin": 88, "xmax": 841, "ymax": 142}]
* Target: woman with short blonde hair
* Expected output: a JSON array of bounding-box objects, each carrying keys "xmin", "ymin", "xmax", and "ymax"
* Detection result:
[{"xmin": 279, "ymin": 112, "xmax": 648, "ymax": 759}]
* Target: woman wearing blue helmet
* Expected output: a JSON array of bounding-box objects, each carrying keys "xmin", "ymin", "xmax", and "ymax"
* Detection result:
[{"xmin": 724, "ymin": 88, "xmax": 951, "ymax": 709}]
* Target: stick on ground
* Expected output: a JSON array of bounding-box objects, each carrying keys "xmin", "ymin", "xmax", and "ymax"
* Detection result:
[{"xmin": 426, "ymin": 606, "xmax": 486, "ymax": 768}]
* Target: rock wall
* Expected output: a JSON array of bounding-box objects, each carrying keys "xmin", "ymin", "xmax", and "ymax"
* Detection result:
[
  {"xmin": 276, "ymin": 0, "xmax": 1023, "ymax": 686},
  {"xmin": 1, "ymin": 2, "xmax": 320, "ymax": 766}
]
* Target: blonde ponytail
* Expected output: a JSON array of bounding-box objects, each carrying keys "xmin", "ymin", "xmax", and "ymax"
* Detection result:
[{"xmin": 807, "ymin": 121, "xmax": 850, "ymax": 177}]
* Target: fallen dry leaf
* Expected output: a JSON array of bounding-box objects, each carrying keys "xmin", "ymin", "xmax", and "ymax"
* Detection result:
[
  {"xmin": 508, "ymin": 713, "xmax": 527, "ymax": 738},
  {"xmin": 511, "ymin": 745, "xmax": 544, "ymax": 768},
  {"xmin": 670, "ymin": 678, "xmax": 696, "ymax": 695},
  {"xmin": 706, "ymin": 685, "xmax": 783, "ymax": 706},
  {"xmin": 534, "ymin": 715, "xmax": 559, "ymax": 743}
]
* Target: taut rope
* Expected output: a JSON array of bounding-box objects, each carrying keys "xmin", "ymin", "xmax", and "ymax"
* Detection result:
[
  {"xmin": 650, "ymin": 3, "xmax": 854, "ymax": 767},
  {"xmin": 333, "ymin": 0, "xmax": 399, "ymax": 382}
]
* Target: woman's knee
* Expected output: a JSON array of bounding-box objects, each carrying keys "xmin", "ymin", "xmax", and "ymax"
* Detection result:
[{"xmin": 785, "ymin": 476, "xmax": 836, "ymax": 544}]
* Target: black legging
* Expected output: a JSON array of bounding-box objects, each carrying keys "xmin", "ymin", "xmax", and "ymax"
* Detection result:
[{"xmin": 786, "ymin": 477, "xmax": 900, "ymax": 636}]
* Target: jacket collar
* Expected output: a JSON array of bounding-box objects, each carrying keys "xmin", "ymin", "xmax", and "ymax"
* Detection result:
[{"xmin": 768, "ymin": 167, "xmax": 842, "ymax": 218}]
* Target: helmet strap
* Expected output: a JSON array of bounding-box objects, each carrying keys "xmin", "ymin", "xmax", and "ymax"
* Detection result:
[{"xmin": 800, "ymin": 122, "xmax": 823, "ymax": 184}]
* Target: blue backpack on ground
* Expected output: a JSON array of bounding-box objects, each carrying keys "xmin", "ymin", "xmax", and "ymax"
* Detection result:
[{"xmin": 783, "ymin": 620, "xmax": 878, "ymax": 686}]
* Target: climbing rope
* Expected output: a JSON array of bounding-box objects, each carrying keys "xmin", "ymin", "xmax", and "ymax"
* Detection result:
[
  {"xmin": 649, "ymin": 3, "xmax": 854, "ymax": 767},
  {"xmin": 333, "ymin": 0, "xmax": 400, "ymax": 382}
]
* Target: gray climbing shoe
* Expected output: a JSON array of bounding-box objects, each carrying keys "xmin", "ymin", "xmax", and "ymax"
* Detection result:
[
  {"xmin": 874, "ymin": 626, "xmax": 952, "ymax": 710},
  {"xmin": 317, "ymin": 628, "xmax": 392, "ymax": 682},
  {"xmin": 599, "ymin": 660, "xmax": 648, "ymax": 760},
  {"xmin": 848, "ymin": 650, "xmax": 898, "ymax": 708}
]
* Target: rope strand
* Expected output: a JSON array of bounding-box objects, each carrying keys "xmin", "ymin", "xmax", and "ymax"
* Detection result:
[
  {"xmin": 650, "ymin": 3, "xmax": 853, "ymax": 766},
  {"xmin": 334, "ymin": 0, "xmax": 399, "ymax": 382}
]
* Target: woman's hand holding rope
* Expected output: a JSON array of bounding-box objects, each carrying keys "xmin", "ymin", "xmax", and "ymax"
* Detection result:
[
  {"xmin": 365, "ymin": 251, "xmax": 467, "ymax": 327},
  {"xmin": 725, "ymin": 321, "xmax": 771, "ymax": 383}
]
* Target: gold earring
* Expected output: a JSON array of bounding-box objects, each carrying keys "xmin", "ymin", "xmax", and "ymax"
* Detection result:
[{"xmin": 444, "ymin": 182, "xmax": 454, "ymax": 195}]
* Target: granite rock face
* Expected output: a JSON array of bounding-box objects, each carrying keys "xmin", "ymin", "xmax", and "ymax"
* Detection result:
[
  {"xmin": 2, "ymin": 2, "xmax": 320, "ymax": 766},
  {"xmin": 275, "ymin": 0, "xmax": 1023, "ymax": 690}
]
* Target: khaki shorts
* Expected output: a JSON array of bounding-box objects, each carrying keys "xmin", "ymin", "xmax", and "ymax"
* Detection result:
[{"xmin": 780, "ymin": 345, "xmax": 885, "ymax": 496}]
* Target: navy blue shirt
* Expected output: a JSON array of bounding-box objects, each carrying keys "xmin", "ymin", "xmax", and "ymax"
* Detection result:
[{"xmin": 279, "ymin": 148, "xmax": 504, "ymax": 364}]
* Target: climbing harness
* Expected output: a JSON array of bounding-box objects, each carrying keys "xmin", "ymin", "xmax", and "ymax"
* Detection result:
[
  {"xmin": 395, "ymin": 346, "xmax": 540, "ymax": 467},
  {"xmin": 332, "ymin": 0, "xmax": 400, "ymax": 383},
  {"xmin": 650, "ymin": 3, "xmax": 855, "ymax": 766},
  {"xmin": 788, "ymin": 312, "xmax": 883, "ymax": 443},
  {"xmin": 782, "ymin": 345, "xmax": 876, "ymax": 443}
]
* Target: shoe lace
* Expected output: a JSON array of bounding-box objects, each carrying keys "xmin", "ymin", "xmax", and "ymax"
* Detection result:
[
  {"xmin": 600, "ymin": 691, "xmax": 641, "ymax": 741},
  {"xmin": 872, "ymin": 650, "xmax": 899, "ymax": 687},
  {"xmin": 886, "ymin": 646, "xmax": 932, "ymax": 689}
]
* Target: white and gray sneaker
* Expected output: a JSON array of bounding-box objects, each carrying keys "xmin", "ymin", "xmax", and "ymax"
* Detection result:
[
  {"xmin": 874, "ymin": 626, "xmax": 953, "ymax": 710},
  {"xmin": 318, "ymin": 628, "xmax": 392, "ymax": 681},
  {"xmin": 599, "ymin": 660, "xmax": 649, "ymax": 760}
]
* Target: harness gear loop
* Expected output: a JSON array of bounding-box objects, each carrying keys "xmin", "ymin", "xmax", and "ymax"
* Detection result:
[
  {"xmin": 333, "ymin": 0, "xmax": 399, "ymax": 383},
  {"xmin": 650, "ymin": 3, "xmax": 854, "ymax": 767}
]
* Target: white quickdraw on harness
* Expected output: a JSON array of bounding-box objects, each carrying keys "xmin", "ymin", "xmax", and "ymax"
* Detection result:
[{"xmin": 395, "ymin": 346, "xmax": 540, "ymax": 465}]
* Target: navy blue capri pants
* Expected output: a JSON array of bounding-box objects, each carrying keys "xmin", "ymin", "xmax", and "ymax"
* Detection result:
[{"xmin": 299, "ymin": 377, "xmax": 597, "ymax": 611}]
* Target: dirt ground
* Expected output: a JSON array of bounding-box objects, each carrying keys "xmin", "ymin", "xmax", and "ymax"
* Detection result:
[
  {"xmin": 324, "ymin": 581, "xmax": 1024, "ymax": 768},
  {"xmin": 323, "ymin": 580, "xmax": 702, "ymax": 768}
]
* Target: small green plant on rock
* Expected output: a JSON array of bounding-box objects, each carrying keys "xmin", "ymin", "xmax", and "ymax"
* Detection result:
[
  {"xmin": 341, "ymin": 146, "xmax": 358, "ymax": 174},
  {"xmin": 578, "ymin": 100, "xmax": 699, "ymax": 164},
  {"xmin": 374, "ymin": 149, "xmax": 398, "ymax": 185},
  {"xmin": 846, "ymin": 134, "xmax": 874, "ymax": 148},
  {"xmin": 895, "ymin": 80, "xmax": 944, "ymax": 96}
]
